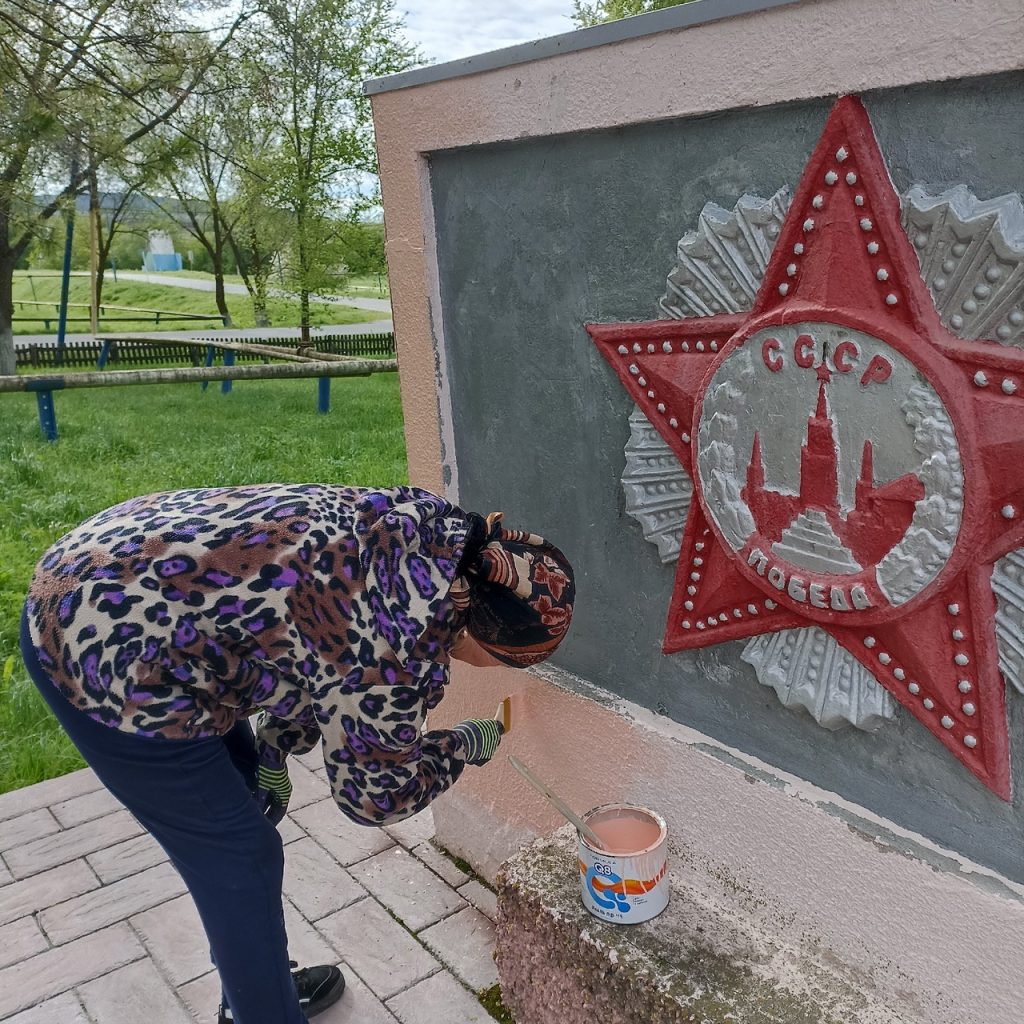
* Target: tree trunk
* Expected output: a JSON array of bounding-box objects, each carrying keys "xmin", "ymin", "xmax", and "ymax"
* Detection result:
[
  {"xmin": 0, "ymin": 251, "xmax": 15, "ymax": 376},
  {"xmin": 88, "ymin": 173, "xmax": 101, "ymax": 334},
  {"xmin": 211, "ymin": 249, "xmax": 233, "ymax": 327},
  {"xmin": 297, "ymin": 220, "xmax": 310, "ymax": 345},
  {"xmin": 252, "ymin": 286, "xmax": 270, "ymax": 328},
  {"xmin": 95, "ymin": 263, "xmax": 106, "ymax": 325},
  {"xmin": 249, "ymin": 232, "xmax": 271, "ymax": 328},
  {"xmin": 300, "ymin": 288, "xmax": 310, "ymax": 345},
  {"xmin": 229, "ymin": 230, "xmax": 271, "ymax": 328},
  {"xmin": 94, "ymin": 192, "xmax": 125, "ymax": 316}
]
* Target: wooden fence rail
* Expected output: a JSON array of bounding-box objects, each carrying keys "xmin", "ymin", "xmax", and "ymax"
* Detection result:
[
  {"xmin": 14, "ymin": 332, "xmax": 397, "ymax": 369},
  {"xmin": 6, "ymin": 332, "xmax": 398, "ymax": 442},
  {"xmin": 0, "ymin": 359, "xmax": 398, "ymax": 394}
]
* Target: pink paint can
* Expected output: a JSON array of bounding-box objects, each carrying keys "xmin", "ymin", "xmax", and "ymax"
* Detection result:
[{"xmin": 578, "ymin": 804, "xmax": 669, "ymax": 925}]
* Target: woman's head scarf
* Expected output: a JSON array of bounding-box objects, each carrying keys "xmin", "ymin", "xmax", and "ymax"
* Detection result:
[{"xmin": 451, "ymin": 512, "xmax": 575, "ymax": 668}]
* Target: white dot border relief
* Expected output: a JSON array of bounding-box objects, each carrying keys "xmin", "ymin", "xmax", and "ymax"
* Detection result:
[
  {"xmin": 780, "ymin": 144, "xmax": 900, "ymax": 311},
  {"xmin": 860, "ymin": 607, "xmax": 978, "ymax": 750}
]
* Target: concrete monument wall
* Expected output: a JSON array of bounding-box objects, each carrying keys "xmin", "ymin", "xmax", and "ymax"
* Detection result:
[
  {"xmin": 369, "ymin": 3, "xmax": 1024, "ymax": 1021},
  {"xmin": 428, "ymin": 76, "xmax": 1024, "ymax": 877}
]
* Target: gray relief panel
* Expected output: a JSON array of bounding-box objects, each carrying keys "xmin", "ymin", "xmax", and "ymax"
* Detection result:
[{"xmin": 429, "ymin": 72, "xmax": 1024, "ymax": 879}]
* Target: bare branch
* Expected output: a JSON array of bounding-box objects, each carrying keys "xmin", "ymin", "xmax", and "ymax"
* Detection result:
[{"xmin": 10, "ymin": 7, "xmax": 249, "ymax": 255}]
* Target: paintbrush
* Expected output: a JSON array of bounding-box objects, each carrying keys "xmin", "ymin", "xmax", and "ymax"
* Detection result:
[
  {"xmin": 507, "ymin": 755, "xmax": 608, "ymax": 851},
  {"xmin": 494, "ymin": 696, "xmax": 513, "ymax": 734}
]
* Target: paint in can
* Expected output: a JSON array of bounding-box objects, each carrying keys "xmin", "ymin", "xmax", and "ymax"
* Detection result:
[{"xmin": 578, "ymin": 803, "xmax": 669, "ymax": 925}]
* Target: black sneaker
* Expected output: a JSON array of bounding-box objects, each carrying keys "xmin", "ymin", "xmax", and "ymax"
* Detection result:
[{"xmin": 218, "ymin": 963, "xmax": 346, "ymax": 1021}]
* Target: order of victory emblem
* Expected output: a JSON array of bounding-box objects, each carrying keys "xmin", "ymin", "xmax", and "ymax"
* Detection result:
[{"xmin": 588, "ymin": 97, "xmax": 1024, "ymax": 798}]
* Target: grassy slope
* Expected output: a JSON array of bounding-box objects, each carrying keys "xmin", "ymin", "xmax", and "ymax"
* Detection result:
[
  {"xmin": 0, "ymin": 373, "xmax": 407, "ymax": 792},
  {"xmin": 10, "ymin": 275, "xmax": 381, "ymax": 333}
]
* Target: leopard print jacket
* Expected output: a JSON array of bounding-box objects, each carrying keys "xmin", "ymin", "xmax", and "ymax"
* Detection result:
[{"xmin": 24, "ymin": 484, "xmax": 475, "ymax": 826}]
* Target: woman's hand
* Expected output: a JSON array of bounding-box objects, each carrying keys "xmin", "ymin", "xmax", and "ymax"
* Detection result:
[{"xmin": 452, "ymin": 718, "xmax": 505, "ymax": 766}]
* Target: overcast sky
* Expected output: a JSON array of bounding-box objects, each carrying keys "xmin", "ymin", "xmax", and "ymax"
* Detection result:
[{"xmin": 399, "ymin": 0, "xmax": 577, "ymax": 66}]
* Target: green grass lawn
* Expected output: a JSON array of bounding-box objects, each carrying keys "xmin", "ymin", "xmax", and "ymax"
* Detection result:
[
  {"xmin": 11, "ymin": 274, "xmax": 381, "ymax": 334},
  {"xmin": 0, "ymin": 372, "xmax": 407, "ymax": 793},
  {"xmin": 151, "ymin": 269, "xmax": 249, "ymax": 286},
  {"xmin": 314, "ymin": 274, "xmax": 390, "ymax": 299}
]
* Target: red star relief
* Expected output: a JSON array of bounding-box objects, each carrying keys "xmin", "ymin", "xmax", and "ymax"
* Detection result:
[{"xmin": 588, "ymin": 96, "xmax": 1024, "ymax": 799}]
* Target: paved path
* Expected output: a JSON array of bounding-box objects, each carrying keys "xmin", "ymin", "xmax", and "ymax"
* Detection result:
[
  {"xmin": 0, "ymin": 760, "xmax": 500, "ymax": 1023},
  {"xmin": 14, "ymin": 321, "xmax": 394, "ymax": 347},
  {"xmin": 116, "ymin": 272, "xmax": 393, "ymax": 314}
]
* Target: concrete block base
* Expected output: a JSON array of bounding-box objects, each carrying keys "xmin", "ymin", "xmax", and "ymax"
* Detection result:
[{"xmin": 494, "ymin": 825, "xmax": 906, "ymax": 1024}]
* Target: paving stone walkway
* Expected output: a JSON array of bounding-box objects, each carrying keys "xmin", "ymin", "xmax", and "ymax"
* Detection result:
[{"xmin": 0, "ymin": 752, "xmax": 500, "ymax": 1024}]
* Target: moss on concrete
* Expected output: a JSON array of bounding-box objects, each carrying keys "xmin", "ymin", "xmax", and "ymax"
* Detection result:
[
  {"xmin": 494, "ymin": 826, "xmax": 905, "ymax": 1024},
  {"xmin": 430, "ymin": 837, "xmax": 485, "ymax": 884},
  {"xmin": 480, "ymin": 984, "xmax": 516, "ymax": 1023}
]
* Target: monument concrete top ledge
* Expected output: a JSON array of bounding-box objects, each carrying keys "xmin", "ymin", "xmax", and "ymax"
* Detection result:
[
  {"xmin": 362, "ymin": 0, "xmax": 800, "ymax": 96},
  {"xmin": 365, "ymin": 0, "xmax": 1024, "ymax": 150}
]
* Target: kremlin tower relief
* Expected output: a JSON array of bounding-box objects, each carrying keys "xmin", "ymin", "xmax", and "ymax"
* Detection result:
[{"xmin": 741, "ymin": 359, "xmax": 925, "ymax": 576}]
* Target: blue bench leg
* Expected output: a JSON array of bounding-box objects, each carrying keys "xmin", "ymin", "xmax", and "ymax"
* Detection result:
[
  {"xmin": 201, "ymin": 345, "xmax": 215, "ymax": 391},
  {"xmin": 318, "ymin": 377, "xmax": 330, "ymax": 414},
  {"xmin": 221, "ymin": 350, "xmax": 235, "ymax": 394},
  {"xmin": 36, "ymin": 390, "xmax": 58, "ymax": 442}
]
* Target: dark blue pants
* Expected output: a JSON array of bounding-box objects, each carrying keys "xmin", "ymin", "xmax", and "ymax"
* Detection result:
[{"xmin": 21, "ymin": 610, "xmax": 307, "ymax": 1024}]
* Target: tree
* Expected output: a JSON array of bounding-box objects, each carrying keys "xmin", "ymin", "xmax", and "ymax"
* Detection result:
[
  {"xmin": 0, "ymin": 0, "xmax": 246, "ymax": 374},
  {"xmin": 572, "ymin": 0, "xmax": 694, "ymax": 27},
  {"xmin": 210, "ymin": 53, "xmax": 285, "ymax": 329},
  {"xmin": 85, "ymin": 143, "xmax": 175, "ymax": 327},
  {"xmin": 335, "ymin": 220, "xmax": 385, "ymax": 278},
  {"xmin": 246, "ymin": 0, "xmax": 417, "ymax": 342},
  {"xmin": 227, "ymin": 141, "xmax": 289, "ymax": 328},
  {"xmin": 146, "ymin": 67, "xmax": 246, "ymax": 327}
]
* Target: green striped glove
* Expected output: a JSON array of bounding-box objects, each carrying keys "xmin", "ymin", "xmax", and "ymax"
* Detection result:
[
  {"xmin": 453, "ymin": 719, "xmax": 505, "ymax": 766},
  {"xmin": 256, "ymin": 746, "xmax": 293, "ymax": 826}
]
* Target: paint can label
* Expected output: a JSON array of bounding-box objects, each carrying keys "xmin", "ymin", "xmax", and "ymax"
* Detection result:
[{"xmin": 579, "ymin": 858, "xmax": 669, "ymax": 923}]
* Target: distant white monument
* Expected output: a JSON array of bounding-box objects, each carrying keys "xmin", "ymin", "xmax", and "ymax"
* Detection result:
[{"xmin": 143, "ymin": 230, "xmax": 183, "ymax": 271}]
